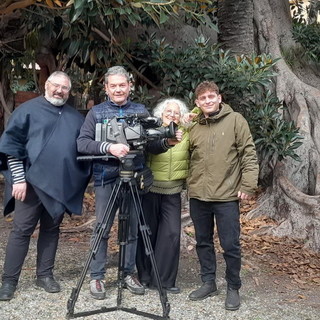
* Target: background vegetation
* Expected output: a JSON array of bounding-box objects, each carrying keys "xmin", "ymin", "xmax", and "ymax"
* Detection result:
[{"xmin": 1, "ymin": 0, "xmax": 319, "ymax": 184}]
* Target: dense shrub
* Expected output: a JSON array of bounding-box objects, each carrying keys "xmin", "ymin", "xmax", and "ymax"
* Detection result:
[{"xmin": 131, "ymin": 35, "xmax": 303, "ymax": 180}]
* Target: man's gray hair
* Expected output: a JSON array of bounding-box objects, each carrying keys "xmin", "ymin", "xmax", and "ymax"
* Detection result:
[
  {"xmin": 46, "ymin": 71, "xmax": 71, "ymax": 89},
  {"xmin": 104, "ymin": 66, "xmax": 130, "ymax": 83},
  {"xmin": 153, "ymin": 98, "xmax": 189, "ymax": 118}
]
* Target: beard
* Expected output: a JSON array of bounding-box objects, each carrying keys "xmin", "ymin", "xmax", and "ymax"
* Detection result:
[{"xmin": 45, "ymin": 95, "xmax": 67, "ymax": 106}]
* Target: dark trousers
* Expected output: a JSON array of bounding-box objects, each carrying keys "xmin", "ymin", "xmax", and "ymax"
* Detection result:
[
  {"xmin": 189, "ymin": 198, "xmax": 241, "ymax": 290},
  {"xmin": 136, "ymin": 192, "xmax": 181, "ymax": 288},
  {"xmin": 2, "ymin": 184, "xmax": 64, "ymax": 285}
]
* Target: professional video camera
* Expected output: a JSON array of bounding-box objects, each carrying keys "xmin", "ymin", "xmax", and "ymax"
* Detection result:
[{"xmin": 95, "ymin": 113, "xmax": 178, "ymax": 149}]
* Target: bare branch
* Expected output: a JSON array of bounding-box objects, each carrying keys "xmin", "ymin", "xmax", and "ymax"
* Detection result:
[
  {"xmin": 0, "ymin": 81, "xmax": 12, "ymax": 116},
  {"xmin": 0, "ymin": 0, "xmax": 36, "ymax": 15}
]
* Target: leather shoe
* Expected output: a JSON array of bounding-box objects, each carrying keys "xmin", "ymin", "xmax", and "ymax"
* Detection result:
[
  {"xmin": 189, "ymin": 281, "xmax": 218, "ymax": 301},
  {"xmin": 0, "ymin": 282, "xmax": 16, "ymax": 301},
  {"xmin": 35, "ymin": 277, "xmax": 61, "ymax": 293},
  {"xmin": 225, "ymin": 287, "xmax": 240, "ymax": 311},
  {"xmin": 165, "ymin": 287, "xmax": 181, "ymax": 294}
]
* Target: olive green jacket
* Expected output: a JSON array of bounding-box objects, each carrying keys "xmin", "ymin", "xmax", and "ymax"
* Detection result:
[{"xmin": 187, "ymin": 103, "xmax": 258, "ymax": 201}]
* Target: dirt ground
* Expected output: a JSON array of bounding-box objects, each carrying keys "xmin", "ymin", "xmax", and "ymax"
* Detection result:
[
  {"xmin": 0, "ymin": 183, "xmax": 320, "ymax": 319},
  {"xmin": 58, "ymin": 195, "xmax": 320, "ymax": 310}
]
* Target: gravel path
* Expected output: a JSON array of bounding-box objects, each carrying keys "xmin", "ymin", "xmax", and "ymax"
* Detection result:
[{"xmin": 0, "ymin": 214, "xmax": 319, "ymax": 320}]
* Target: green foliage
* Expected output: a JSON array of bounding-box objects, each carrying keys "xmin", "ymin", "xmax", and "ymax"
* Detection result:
[
  {"xmin": 132, "ymin": 35, "xmax": 303, "ymax": 173},
  {"xmin": 9, "ymin": 54, "xmax": 38, "ymax": 93},
  {"xmin": 292, "ymin": 23, "xmax": 320, "ymax": 63},
  {"xmin": 61, "ymin": 0, "xmax": 217, "ymax": 70},
  {"xmin": 1, "ymin": 0, "xmax": 217, "ymax": 94},
  {"xmin": 10, "ymin": 79, "xmax": 36, "ymax": 93},
  {"xmin": 290, "ymin": 0, "xmax": 320, "ymax": 64},
  {"xmin": 131, "ymin": 84, "xmax": 156, "ymax": 110},
  {"xmin": 290, "ymin": 0, "xmax": 307, "ymax": 24},
  {"xmin": 0, "ymin": 0, "xmax": 303, "ymax": 175},
  {"xmin": 246, "ymin": 91, "xmax": 303, "ymax": 168}
]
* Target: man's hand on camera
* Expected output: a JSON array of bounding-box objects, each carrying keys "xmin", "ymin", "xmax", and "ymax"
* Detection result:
[
  {"xmin": 167, "ymin": 129, "xmax": 183, "ymax": 146},
  {"xmin": 109, "ymin": 143, "xmax": 130, "ymax": 158},
  {"xmin": 12, "ymin": 182, "xmax": 27, "ymax": 202}
]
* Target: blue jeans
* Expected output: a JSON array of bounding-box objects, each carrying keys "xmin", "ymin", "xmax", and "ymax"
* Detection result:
[
  {"xmin": 189, "ymin": 198, "xmax": 241, "ymax": 290},
  {"xmin": 90, "ymin": 183, "xmax": 139, "ymax": 280}
]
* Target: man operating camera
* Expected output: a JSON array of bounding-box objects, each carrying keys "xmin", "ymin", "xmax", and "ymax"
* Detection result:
[{"xmin": 77, "ymin": 65, "xmax": 181, "ymax": 300}]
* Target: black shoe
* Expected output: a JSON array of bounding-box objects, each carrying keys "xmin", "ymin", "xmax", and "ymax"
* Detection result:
[
  {"xmin": 225, "ymin": 287, "xmax": 240, "ymax": 311},
  {"xmin": 165, "ymin": 287, "xmax": 181, "ymax": 294},
  {"xmin": 35, "ymin": 276, "xmax": 61, "ymax": 293},
  {"xmin": 189, "ymin": 281, "xmax": 218, "ymax": 301},
  {"xmin": 0, "ymin": 282, "xmax": 16, "ymax": 301}
]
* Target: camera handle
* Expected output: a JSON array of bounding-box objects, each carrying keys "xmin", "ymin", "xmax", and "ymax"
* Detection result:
[
  {"xmin": 110, "ymin": 117, "xmax": 129, "ymax": 146},
  {"xmin": 66, "ymin": 173, "xmax": 170, "ymax": 320}
]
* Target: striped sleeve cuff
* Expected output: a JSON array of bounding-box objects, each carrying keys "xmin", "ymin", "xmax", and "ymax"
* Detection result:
[
  {"xmin": 7, "ymin": 156, "xmax": 26, "ymax": 184},
  {"xmin": 100, "ymin": 142, "xmax": 111, "ymax": 154}
]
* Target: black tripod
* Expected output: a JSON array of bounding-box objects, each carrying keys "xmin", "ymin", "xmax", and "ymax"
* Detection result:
[{"xmin": 66, "ymin": 159, "xmax": 170, "ymax": 319}]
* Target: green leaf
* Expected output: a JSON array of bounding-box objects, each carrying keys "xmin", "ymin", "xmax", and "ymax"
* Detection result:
[
  {"xmin": 74, "ymin": 0, "xmax": 85, "ymax": 10},
  {"xmin": 70, "ymin": 8, "xmax": 84, "ymax": 23},
  {"xmin": 159, "ymin": 11, "xmax": 169, "ymax": 24},
  {"xmin": 68, "ymin": 39, "xmax": 80, "ymax": 56}
]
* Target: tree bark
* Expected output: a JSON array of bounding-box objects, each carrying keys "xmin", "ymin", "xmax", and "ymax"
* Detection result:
[
  {"xmin": 219, "ymin": 0, "xmax": 320, "ymax": 251},
  {"xmin": 0, "ymin": 60, "xmax": 14, "ymax": 131},
  {"xmin": 217, "ymin": 0, "xmax": 255, "ymax": 55}
]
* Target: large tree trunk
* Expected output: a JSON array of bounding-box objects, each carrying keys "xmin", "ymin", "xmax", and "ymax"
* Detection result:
[
  {"xmin": 219, "ymin": 0, "xmax": 320, "ymax": 251},
  {"xmin": 217, "ymin": 0, "xmax": 254, "ymax": 55}
]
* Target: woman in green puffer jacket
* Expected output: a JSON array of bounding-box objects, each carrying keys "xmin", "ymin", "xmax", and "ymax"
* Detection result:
[{"xmin": 136, "ymin": 98, "xmax": 189, "ymax": 294}]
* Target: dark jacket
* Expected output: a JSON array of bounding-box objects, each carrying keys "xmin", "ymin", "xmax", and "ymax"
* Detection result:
[
  {"xmin": 0, "ymin": 96, "xmax": 91, "ymax": 218},
  {"xmin": 77, "ymin": 99, "xmax": 170, "ymax": 186}
]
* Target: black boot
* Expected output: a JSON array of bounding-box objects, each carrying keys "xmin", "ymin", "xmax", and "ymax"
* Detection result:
[
  {"xmin": 35, "ymin": 276, "xmax": 61, "ymax": 293},
  {"xmin": 0, "ymin": 282, "xmax": 17, "ymax": 301},
  {"xmin": 189, "ymin": 281, "xmax": 218, "ymax": 301},
  {"xmin": 225, "ymin": 287, "xmax": 240, "ymax": 311}
]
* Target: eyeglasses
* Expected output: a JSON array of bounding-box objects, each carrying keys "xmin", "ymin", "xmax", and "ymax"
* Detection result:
[
  {"xmin": 48, "ymin": 81, "xmax": 70, "ymax": 92},
  {"xmin": 164, "ymin": 110, "xmax": 181, "ymax": 117}
]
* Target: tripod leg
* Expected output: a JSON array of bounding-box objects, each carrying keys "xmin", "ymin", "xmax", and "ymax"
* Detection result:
[
  {"xmin": 128, "ymin": 181, "xmax": 171, "ymax": 319},
  {"xmin": 67, "ymin": 180, "xmax": 123, "ymax": 317},
  {"xmin": 116, "ymin": 184, "xmax": 131, "ymax": 306}
]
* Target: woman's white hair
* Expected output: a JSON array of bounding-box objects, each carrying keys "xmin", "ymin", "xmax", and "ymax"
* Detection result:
[{"xmin": 153, "ymin": 98, "xmax": 189, "ymax": 118}]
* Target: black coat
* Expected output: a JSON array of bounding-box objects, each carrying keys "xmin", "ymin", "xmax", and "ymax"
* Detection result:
[{"xmin": 0, "ymin": 96, "xmax": 91, "ymax": 219}]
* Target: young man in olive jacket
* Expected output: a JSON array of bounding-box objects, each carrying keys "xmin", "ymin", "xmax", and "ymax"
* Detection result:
[{"xmin": 187, "ymin": 81, "xmax": 259, "ymax": 311}]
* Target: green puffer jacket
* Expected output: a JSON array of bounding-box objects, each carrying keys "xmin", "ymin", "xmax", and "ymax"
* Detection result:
[
  {"xmin": 187, "ymin": 103, "xmax": 259, "ymax": 201},
  {"xmin": 147, "ymin": 129, "xmax": 190, "ymax": 182}
]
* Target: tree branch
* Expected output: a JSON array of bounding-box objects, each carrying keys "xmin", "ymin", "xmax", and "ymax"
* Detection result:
[
  {"xmin": 91, "ymin": 27, "xmax": 158, "ymax": 90},
  {"xmin": 0, "ymin": 81, "xmax": 12, "ymax": 116},
  {"xmin": 0, "ymin": 0, "xmax": 36, "ymax": 15}
]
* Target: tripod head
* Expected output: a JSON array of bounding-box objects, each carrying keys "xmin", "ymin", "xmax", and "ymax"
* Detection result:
[
  {"xmin": 77, "ymin": 150, "xmax": 153, "ymax": 193},
  {"xmin": 118, "ymin": 151, "xmax": 153, "ymax": 193}
]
